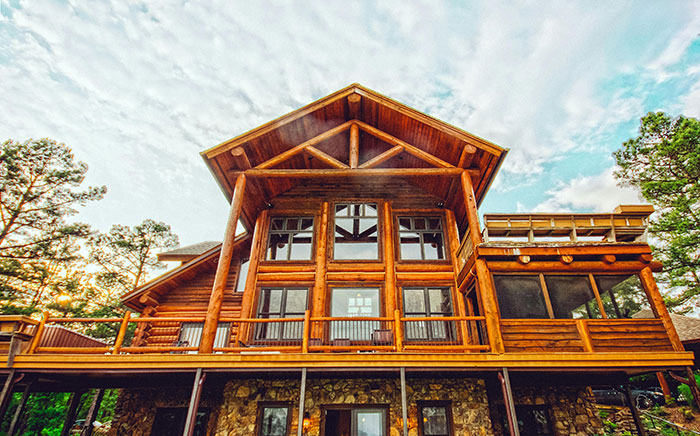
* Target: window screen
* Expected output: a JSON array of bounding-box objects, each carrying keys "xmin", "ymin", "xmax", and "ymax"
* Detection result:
[
  {"xmin": 398, "ymin": 217, "xmax": 445, "ymax": 260},
  {"xmin": 266, "ymin": 217, "xmax": 314, "ymax": 261},
  {"xmin": 493, "ymin": 275, "xmax": 549, "ymax": 319},
  {"xmin": 419, "ymin": 403, "xmax": 452, "ymax": 436},
  {"xmin": 594, "ymin": 275, "xmax": 653, "ymax": 318},
  {"xmin": 258, "ymin": 406, "xmax": 289, "ymax": 436},
  {"xmin": 544, "ymin": 275, "xmax": 601, "ymax": 319},
  {"xmin": 334, "ymin": 203, "xmax": 379, "ymax": 260}
]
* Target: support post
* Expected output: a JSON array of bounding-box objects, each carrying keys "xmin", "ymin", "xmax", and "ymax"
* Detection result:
[
  {"xmin": 8, "ymin": 378, "xmax": 32, "ymax": 436},
  {"xmin": 498, "ymin": 368, "xmax": 519, "ymax": 436},
  {"xmin": 80, "ymin": 389, "xmax": 104, "ymax": 436},
  {"xmin": 400, "ymin": 368, "xmax": 408, "ymax": 436},
  {"xmin": 236, "ymin": 210, "xmax": 267, "ymax": 346},
  {"xmin": 0, "ymin": 369, "xmax": 17, "ymax": 423},
  {"xmin": 639, "ymin": 266, "xmax": 684, "ymax": 351},
  {"xmin": 297, "ymin": 368, "xmax": 307, "ymax": 436},
  {"xmin": 302, "ymin": 310, "xmax": 310, "ymax": 353},
  {"xmin": 394, "ymin": 310, "xmax": 403, "ymax": 352},
  {"xmin": 349, "ymin": 123, "xmax": 359, "ymax": 168},
  {"xmin": 656, "ymin": 371, "xmax": 672, "ymax": 400},
  {"xmin": 60, "ymin": 391, "xmax": 85, "ymax": 436},
  {"xmin": 475, "ymin": 259, "xmax": 504, "ymax": 353},
  {"xmin": 112, "ymin": 311, "xmax": 131, "ymax": 354},
  {"xmin": 383, "ymin": 202, "xmax": 396, "ymax": 316},
  {"xmin": 684, "ymin": 367, "xmax": 700, "ymax": 410},
  {"xmin": 311, "ymin": 202, "xmax": 330, "ymax": 341},
  {"xmin": 183, "ymin": 369, "xmax": 206, "ymax": 436},
  {"xmin": 201, "ymin": 174, "xmax": 246, "ymax": 353},
  {"xmin": 27, "ymin": 312, "xmax": 48, "ymax": 354},
  {"xmin": 623, "ymin": 384, "xmax": 646, "ymax": 436}
]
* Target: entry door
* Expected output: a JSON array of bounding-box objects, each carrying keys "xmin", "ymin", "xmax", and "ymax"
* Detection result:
[{"xmin": 323, "ymin": 408, "xmax": 386, "ymax": 436}]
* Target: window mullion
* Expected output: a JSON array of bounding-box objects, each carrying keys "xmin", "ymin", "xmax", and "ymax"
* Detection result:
[{"xmin": 588, "ymin": 274, "xmax": 608, "ymax": 319}]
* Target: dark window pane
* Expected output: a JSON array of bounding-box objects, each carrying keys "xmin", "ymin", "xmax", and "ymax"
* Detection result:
[
  {"xmin": 493, "ymin": 275, "xmax": 549, "ymax": 319},
  {"xmin": 260, "ymin": 407, "xmax": 288, "ymax": 436},
  {"xmin": 267, "ymin": 234, "xmax": 289, "ymax": 260},
  {"xmin": 267, "ymin": 216, "xmax": 314, "ymax": 261},
  {"xmin": 595, "ymin": 275, "xmax": 652, "ymax": 318},
  {"xmin": 428, "ymin": 288, "xmax": 452, "ymax": 314},
  {"xmin": 271, "ymin": 218, "xmax": 284, "ymax": 230},
  {"xmin": 400, "ymin": 231, "xmax": 422, "ymax": 260},
  {"xmin": 544, "ymin": 275, "xmax": 599, "ymax": 319},
  {"xmin": 398, "ymin": 216, "xmax": 446, "ymax": 261},
  {"xmin": 423, "ymin": 232, "xmax": 445, "ymax": 260},
  {"xmin": 422, "ymin": 406, "xmax": 448, "ymax": 436}
]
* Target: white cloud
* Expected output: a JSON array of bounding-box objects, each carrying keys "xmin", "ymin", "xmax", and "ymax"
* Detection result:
[{"xmin": 533, "ymin": 167, "xmax": 642, "ymax": 213}]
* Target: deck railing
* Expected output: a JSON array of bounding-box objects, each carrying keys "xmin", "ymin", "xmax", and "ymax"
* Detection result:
[{"xmin": 20, "ymin": 311, "xmax": 489, "ymax": 355}]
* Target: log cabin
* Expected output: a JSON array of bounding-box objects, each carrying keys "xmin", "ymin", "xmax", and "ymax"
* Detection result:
[{"xmin": 0, "ymin": 83, "xmax": 696, "ymax": 436}]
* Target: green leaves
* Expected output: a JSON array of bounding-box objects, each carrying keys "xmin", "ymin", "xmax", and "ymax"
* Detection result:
[{"xmin": 614, "ymin": 113, "xmax": 700, "ymax": 312}]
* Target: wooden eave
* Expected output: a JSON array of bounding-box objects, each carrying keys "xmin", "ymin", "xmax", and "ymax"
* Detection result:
[
  {"xmin": 120, "ymin": 234, "xmax": 251, "ymax": 311},
  {"xmin": 201, "ymin": 83, "xmax": 507, "ymax": 232}
]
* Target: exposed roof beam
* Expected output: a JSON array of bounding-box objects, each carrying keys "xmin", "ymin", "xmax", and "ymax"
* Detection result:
[
  {"xmin": 354, "ymin": 120, "xmax": 455, "ymax": 169},
  {"xmin": 305, "ymin": 146, "xmax": 349, "ymax": 169},
  {"xmin": 358, "ymin": 145, "xmax": 404, "ymax": 169},
  {"xmin": 244, "ymin": 168, "xmax": 465, "ymax": 178}
]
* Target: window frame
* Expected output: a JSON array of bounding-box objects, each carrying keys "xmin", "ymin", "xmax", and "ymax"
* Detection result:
[
  {"xmin": 492, "ymin": 272, "xmax": 654, "ymax": 320},
  {"xmin": 395, "ymin": 215, "xmax": 449, "ymax": 262},
  {"xmin": 331, "ymin": 201, "xmax": 382, "ymax": 262},
  {"xmin": 264, "ymin": 215, "xmax": 316, "ymax": 262},
  {"xmin": 417, "ymin": 401, "xmax": 453, "ymax": 436},
  {"xmin": 254, "ymin": 287, "xmax": 309, "ymax": 341},
  {"xmin": 149, "ymin": 407, "xmax": 210, "ymax": 436},
  {"xmin": 401, "ymin": 286, "xmax": 455, "ymax": 342},
  {"xmin": 255, "ymin": 402, "xmax": 292, "ymax": 436}
]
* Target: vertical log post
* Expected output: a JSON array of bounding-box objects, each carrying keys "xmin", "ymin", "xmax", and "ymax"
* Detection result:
[
  {"xmin": 237, "ymin": 210, "xmax": 267, "ymax": 346},
  {"xmin": 656, "ymin": 371, "xmax": 672, "ymax": 400},
  {"xmin": 394, "ymin": 310, "xmax": 403, "ymax": 352},
  {"xmin": 297, "ymin": 368, "xmax": 308, "ymax": 436},
  {"xmin": 498, "ymin": 368, "xmax": 520, "ymax": 436},
  {"xmin": 183, "ymin": 368, "xmax": 206, "ymax": 436},
  {"xmin": 60, "ymin": 390, "xmax": 85, "ymax": 436},
  {"xmin": 27, "ymin": 312, "xmax": 48, "ymax": 354},
  {"xmin": 112, "ymin": 311, "xmax": 131, "ymax": 355},
  {"xmin": 7, "ymin": 377, "xmax": 32, "ymax": 436},
  {"xmin": 0, "ymin": 369, "xmax": 17, "ymax": 424},
  {"xmin": 400, "ymin": 368, "xmax": 408, "ymax": 436},
  {"xmin": 80, "ymin": 388, "xmax": 104, "ymax": 436},
  {"xmin": 639, "ymin": 266, "xmax": 684, "ymax": 351},
  {"xmin": 383, "ymin": 202, "xmax": 397, "ymax": 317},
  {"xmin": 623, "ymin": 384, "xmax": 646, "ymax": 436},
  {"xmin": 349, "ymin": 123, "xmax": 359, "ymax": 168},
  {"xmin": 462, "ymin": 171, "xmax": 503, "ymax": 353},
  {"xmin": 302, "ymin": 310, "xmax": 311, "ymax": 353},
  {"xmin": 201, "ymin": 174, "xmax": 246, "ymax": 353},
  {"xmin": 312, "ymin": 202, "xmax": 330, "ymax": 340}
]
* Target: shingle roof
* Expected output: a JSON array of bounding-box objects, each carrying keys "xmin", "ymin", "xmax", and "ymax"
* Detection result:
[
  {"xmin": 634, "ymin": 309, "xmax": 700, "ymax": 342},
  {"xmin": 157, "ymin": 241, "xmax": 220, "ymax": 260}
]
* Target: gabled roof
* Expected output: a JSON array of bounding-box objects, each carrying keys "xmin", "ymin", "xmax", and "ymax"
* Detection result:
[
  {"xmin": 158, "ymin": 241, "xmax": 220, "ymax": 262},
  {"xmin": 201, "ymin": 83, "xmax": 507, "ymax": 232},
  {"xmin": 121, "ymin": 235, "xmax": 250, "ymax": 311}
]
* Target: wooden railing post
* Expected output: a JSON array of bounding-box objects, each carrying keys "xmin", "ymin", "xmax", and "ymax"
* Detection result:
[
  {"xmin": 112, "ymin": 311, "xmax": 131, "ymax": 355},
  {"xmin": 201, "ymin": 174, "xmax": 246, "ymax": 353},
  {"xmin": 394, "ymin": 310, "xmax": 403, "ymax": 352},
  {"xmin": 27, "ymin": 311, "xmax": 49, "ymax": 354},
  {"xmin": 475, "ymin": 259, "xmax": 504, "ymax": 353},
  {"xmin": 575, "ymin": 319, "xmax": 594, "ymax": 352},
  {"xmin": 302, "ymin": 310, "xmax": 310, "ymax": 353}
]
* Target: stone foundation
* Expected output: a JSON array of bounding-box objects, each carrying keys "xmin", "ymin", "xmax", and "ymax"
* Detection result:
[{"xmin": 108, "ymin": 376, "xmax": 603, "ymax": 436}]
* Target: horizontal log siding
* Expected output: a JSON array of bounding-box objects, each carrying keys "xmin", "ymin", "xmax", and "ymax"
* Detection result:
[
  {"xmin": 144, "ymin": 265, "xmax": 243, "ymax": 347},
  {"xmin": 587, "ymin": 319, "xmax": 673, "ymax": 352},
  {"xmin": 500, "ymin": 320, "xmax": 583, "ymax": 352}
]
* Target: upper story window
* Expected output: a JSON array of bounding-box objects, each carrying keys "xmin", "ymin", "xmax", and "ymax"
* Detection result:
[
  {"xmin": 255, "ymin": 287, "xmax": 308, "ymax": 340},
  {"xmin": 334, "ymin": 203, "xmax": 379, "ymax": 260},
  {"xmin": 403, "ymin": 287, "xmax": 454, "ymax": 341},
  {"xmin": 266, "ymin": 217, "xmax": 314, "ymax": 261},
  {"xmin": 398, "ymin": 217, "xmax": 445, "ymax": 260},
  {"xmin": 493, "ymin": 273, "xmax": 654, "ymax": 319}
]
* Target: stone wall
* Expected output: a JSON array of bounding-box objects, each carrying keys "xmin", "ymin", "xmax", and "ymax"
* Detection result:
[
  {"xmin": 214, "ymin": 376, "xmax": 494, "ymax": 436},
  {"xmin": 489, "ymin": 385, "xmax": 603, "ymax": 436},
  {"xmin": 107, "ymin": 386, "xmax": 222, "ymax": 436}
]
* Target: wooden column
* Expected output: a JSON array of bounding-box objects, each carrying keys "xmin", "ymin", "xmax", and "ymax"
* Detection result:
[
  {"xmin": 0, "ymin": 369, "xmax": 17, "ymax": 424},
  {"xmin": 383, "ymin": 202, "xmax": 397, "ymax": 316},
  {"xmin": 200, "ymin": 174, "xmax": 246, "ymax": 353},
  {"xmin": 445, "ymin": 209, "xmax": 469, "ymax": 347},
  {"xmin": 349, "ymin": 124, "xmax": 359, "ymax": 168},
  {"xmin": 499, "ymin": 369, "xmax": 520, "ymax": 436},
  {"xmin": 80, "ymin": 389, "xmax": 104, "ymax": 436},
  {"xmin": 7, "ymin": 378, "xmax": 32, "ymax": 436},
  {"xmin": 236, "ymin": 209, "xmax": 267, "ymax": 345},
  {"xmin": 400, "ymin": 368, "xmax": 408, "ymax": 436},
  {"xmin": 639, "ymin": 266, "xmax": 684, "ymax": 351},
  {"xmin": 656, "ymin": 372, "xmax": 672, "ymax": 399},
  {"xmin": 462, "ymin": 170, "xmax": 503, "ymax": 352},
  {"xmin": 296, "ymin": 368, "xmax": 307, "ymax": 436},
  {"xmin": 623, "ymin": 384, "xmax": 646, "ymax": 436},
  {"xmin": 183, "ymin": 368, "xmax": 206, "ymax": 436},
  {"xmin": 312, "ymin": 203, "xmax": 330, "ymax": 319},
  {"xmin": 60, "ymin": 391, "xmax": 84, "ymax": 436}
]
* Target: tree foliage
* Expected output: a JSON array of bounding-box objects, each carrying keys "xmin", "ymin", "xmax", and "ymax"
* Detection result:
[
  {"xmin": 0, "ymin": 139, "xmax": 106, "ymax": 314},
  {"xmin": 89, "ymin": 219, "xmax": 179, "ymax": 296},
  {"xmin": 614, "ymin": 112, "xmax": 700, "ymax": 311}
]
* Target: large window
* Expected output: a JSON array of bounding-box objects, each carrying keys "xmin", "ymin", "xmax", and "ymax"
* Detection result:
[
  {"xmin": 331, "ymin": 288, "xmax": 381, "ymax": 341},
  {"xmin": 323, "ymin": 407, "xmax": 387, "ymax": 436},
  {"xmin": 334, "ymin": 203, "xmax": 379, "ymax": 260},
  {"xmin": 235, "ymin": 258, "xmax": 250, "ymax": 292},
  {"xmin": 403, "ymin": 287, "xmax": 454, "ymax": 341},
  {"xmin": 255, "ymin": 288, "xmax": 308, "ymax": 340},
  {"xmin": 257, "ymin": 404, "xmax": 290, "ymax": 436},
  {"xmin": 266, "ymin": 217, "xmax": 314, "ymax": 261},
  {"xmin": 418, "ymin": 402, "xmax": 452, "ymax": 436},
  {"xmin": 493, "ymin": 273, "xmax": 653, "ymax": 319},
  {"xmin": 177, "ymin": 322, "xmax": 230, "ymax": 351},
  {"xmin": 398, "ymin": 217, "xmax": 446, "ymax": 260},
  {"xmin": 503, "ymin": 405, "xmax": 553, "ymax": 436}
]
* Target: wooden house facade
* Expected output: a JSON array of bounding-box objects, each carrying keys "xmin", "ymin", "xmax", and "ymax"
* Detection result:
[{"xmin": 0, "ymin": 84, "xmax": 695, "ymax": 436}]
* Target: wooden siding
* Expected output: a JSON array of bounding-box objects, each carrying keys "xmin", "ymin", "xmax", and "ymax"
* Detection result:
[
  {"xmin": 501, "ymin": 320, "xmax": 584, "ymax": 352},
  {"xmin": 587, "ymin": 319, "xmax": 674, "ymax": 352}
]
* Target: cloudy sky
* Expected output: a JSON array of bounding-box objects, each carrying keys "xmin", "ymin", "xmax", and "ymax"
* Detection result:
[{"xmin": 1, "ymin": 1, "xmax": 699, "ymax": 247}]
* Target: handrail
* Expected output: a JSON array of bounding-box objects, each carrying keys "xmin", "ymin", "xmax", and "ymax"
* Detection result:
[{"xmin": 640, "ymin": 409, "xmax": 700, "ymax": 436}]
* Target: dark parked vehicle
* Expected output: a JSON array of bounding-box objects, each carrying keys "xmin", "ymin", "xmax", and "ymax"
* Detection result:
[{"xmin": 592, "ymin": 388, "xmax": 664, "ymax": 409}]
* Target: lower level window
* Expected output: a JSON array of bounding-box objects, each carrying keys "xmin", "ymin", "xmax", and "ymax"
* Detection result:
[
  {"xmin": 418, "ymin": 402, "xmax": 452, "ymax": 436},
  {"xmin": 504, "ymin": 405, "xmax": 553, "ymax": 436},
  {"xmin": 258, "ymin": 404, "xmax": 290, "ymax": 436},
  {"xmin": 323, "ymin": 407, "xmax": 387, "ymax": 436},
  {"xmin": 150, "ymin": 407, "xmax": 209, "ymax": 436}
]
